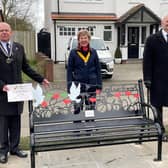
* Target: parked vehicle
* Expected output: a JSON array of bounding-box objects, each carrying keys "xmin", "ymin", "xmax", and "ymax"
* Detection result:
[{"xmin": 65, "ymin": 36, "xmax": 114, "ymax": 78}]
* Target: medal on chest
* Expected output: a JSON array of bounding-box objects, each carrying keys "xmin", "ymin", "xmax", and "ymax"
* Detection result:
[
  {"xmin": 77, "ymin": 51, "xmax": 91, "ymax": 65},
  {"xmin": 0, "ymin": 43, "xmax": 13, "ymax": 64},
  {"xmin": 6, "ymin": 57, "xmax": 13, "ymax": 64}
]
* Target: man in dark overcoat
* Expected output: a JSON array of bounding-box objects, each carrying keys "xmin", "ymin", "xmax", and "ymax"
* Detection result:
[
  {"xmin": 0, "ymin": 22, "xmax": 49, "ymax": 164},
  {"xmin": 143, "ymin": 15, "xmax": 168, "ymax": 139}
]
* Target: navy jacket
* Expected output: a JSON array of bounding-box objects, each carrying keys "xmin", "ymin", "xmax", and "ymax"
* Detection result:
[{"xmin": 67, "ymin": 48, "xmax": 102, "ymax": 93}]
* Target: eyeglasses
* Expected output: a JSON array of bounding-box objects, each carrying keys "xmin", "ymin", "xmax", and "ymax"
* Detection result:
[{"xmin": 0, "ymin": 29, "xmax": 10, "ymax": 33}]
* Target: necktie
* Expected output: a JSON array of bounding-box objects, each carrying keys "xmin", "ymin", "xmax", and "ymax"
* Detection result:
[
  {"xmin": 6, "ymin": 43, "xmax": 10, "ymax": 54},
  {"xmin": 167, "ymin": 34, "xmax": 168, "ymax": 43}
]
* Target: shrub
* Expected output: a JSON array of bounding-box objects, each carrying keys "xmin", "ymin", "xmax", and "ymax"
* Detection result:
[
  {"xmin": 114, "ymin": 47, "xmax": 122, "ymax": 59},
  {"xmin": 22, "ymin": 59, "xmax": 44, "ymax": 82}
]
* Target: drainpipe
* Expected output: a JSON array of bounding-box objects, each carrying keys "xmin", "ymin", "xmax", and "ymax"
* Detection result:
[
  {"xmin": 57, "ymin": 0, "xmax": 60, "ymax": 14},
  {"xmin": 53, "ymin": 0, "xmax": 60, "ymax": 64},
  {"xmin": 53, "ymin": 20, "xmax": 57, "ymax": 64}
]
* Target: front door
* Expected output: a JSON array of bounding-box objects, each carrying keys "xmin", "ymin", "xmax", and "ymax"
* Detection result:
[{"xmin": 128, "ymin": 27, "xmax": 139, "ymax": 58}]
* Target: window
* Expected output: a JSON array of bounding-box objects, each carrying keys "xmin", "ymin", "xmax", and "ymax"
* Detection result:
[
  {"xmin": 58, "ymin": 26, "xmax": 95, "ymax": 36},
  {"xmin": 71, "ymin": 38, "xmax": 106, "ymax": 50},
  {"xmin": 128, "ymin": 27, "xmax": 139, "ymax": 44},
  {"xmin": 141, "ymin": 26, "xmax": 146, "ymax": 44},
  {"xmin": 161, "ymin": 0, "xmax": 168, "ymax": 3},
  {"xmin": 78, "ymin": 27, "xmax": 94, "ymax": 36},
  {"xmin": 150, "ymin": 25, "xmax": 154, "ymax": 35},
  {"xmin": 103, "ymin": 26, "xmax": 112, "ymax": 41},
  {"xmin": 59, "ymin": 27, "xmax": 75, "ymax": 36}
]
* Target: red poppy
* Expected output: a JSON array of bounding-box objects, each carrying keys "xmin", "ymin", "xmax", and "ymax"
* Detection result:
[
  {"xmin": 96, "ymin": 89, "xmax": 101, "ymax": 95},
  {"xmin": 89, "ymin": 97, "xmax": 96, "ymax": 103},
  {"xmin": 41, "ymin": 101, "xmax": 48, "ymax": 108},
  {"xmin": 134, "ymin": 93, "xmax": 140, "ymax": 99},
  {"xmin": 114, "ymin": 92, "xmax": 121, "ymax": 98},
  {"xmin": 52, "ymin": 93, "xmax": 60, "ymax": 99},
  {"xmin": 125, "ymin": 91, "xmax": 131, "ymax": 96},
  {"xmin": 63, "ymin": 99, "xmax": 71, "ymax": 104}
]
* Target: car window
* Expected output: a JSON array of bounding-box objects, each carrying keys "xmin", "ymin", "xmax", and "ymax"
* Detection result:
[
  {"xmin": 71, "ymin": 38, "xmax": 106, "ymax": 50},
  {"xmin": 72, "ymin": 39, "xmax": 78, "ymax": 49},
  {"xmin": 90, "ymin": 39, "xmax": 106, "ymax": 50}
]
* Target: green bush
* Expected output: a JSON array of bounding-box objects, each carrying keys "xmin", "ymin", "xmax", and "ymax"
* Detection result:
[
  {"xmin": 114, "ymin": 47, "xmax": 122, "ymax": 58},
  {"xmin": 22, "ymin": 59, "xmax": 45, "ymax": 82}
]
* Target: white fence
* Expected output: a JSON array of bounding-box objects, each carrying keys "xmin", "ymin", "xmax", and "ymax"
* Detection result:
[{"xmin": 12, "ymin": 31, "xmax": 36, "ymax": 60}]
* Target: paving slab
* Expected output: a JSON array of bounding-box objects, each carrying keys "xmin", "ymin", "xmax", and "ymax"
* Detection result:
[{"xmin": 1, "ymin": 143, "xmax": 168, "ymax": 168}]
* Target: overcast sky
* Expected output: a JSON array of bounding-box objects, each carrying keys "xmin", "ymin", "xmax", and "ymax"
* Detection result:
[
  {"xmin": 32, "ymin": 0, "xmax": 44, "ymax": 31},
  {"xmin": 0, "ymin": 0, "xmax": 45, "ymax": 31}
]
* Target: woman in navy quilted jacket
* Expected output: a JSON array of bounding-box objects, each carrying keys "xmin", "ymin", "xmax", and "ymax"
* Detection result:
[{"xmin": 67, "ymin": 29, "xmax": 102, "ymax": 115}]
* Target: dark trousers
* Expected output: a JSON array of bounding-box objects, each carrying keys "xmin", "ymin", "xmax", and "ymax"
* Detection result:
[
  {"xmin": 74, "ymin": 93, "xmax": 96, "ymax": 124},
  {"xmin": 74, "ymin": 93, "xmax": 96, "ymax": 114},
  {"xmin": 154, "ymin": 106, "xmax": 165, "ymax": 133},
  {"xmin": 0, "ymin": 115, "xmax": 21, "ymax": 155}
]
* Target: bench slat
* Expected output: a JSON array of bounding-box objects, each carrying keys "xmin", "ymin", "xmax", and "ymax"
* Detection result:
[{"xmin": 34, "ymin": 118, "xmax": 155, "ymax": 133}]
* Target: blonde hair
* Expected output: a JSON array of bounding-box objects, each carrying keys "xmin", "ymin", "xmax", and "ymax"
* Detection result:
[{"xmin": 77, "ymin": 29, "xmax": 91, "ymax": 41}]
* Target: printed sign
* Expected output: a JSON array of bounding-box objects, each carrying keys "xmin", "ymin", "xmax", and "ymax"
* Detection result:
[
  {"xmin": 85, "ymin": 110, "xmax": 95, "ymax": 117},
  {"xmin": 7, "ymin": 83, "xmax": 33, "ymax": 102}
]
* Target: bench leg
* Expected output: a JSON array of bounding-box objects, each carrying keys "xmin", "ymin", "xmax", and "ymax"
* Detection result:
[
  {"xmin": 138, "ymin": 126, "xmax": 145, "ymax": 144},
  {"xmin": 154, "ymin": 135, "xmax": 162, "ymax": 161},
  {"xmin": 30, "ymin": 148, "xmax": 36, "ymax": 168}
]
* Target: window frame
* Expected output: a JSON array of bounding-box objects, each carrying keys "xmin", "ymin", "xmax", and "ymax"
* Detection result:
[{"xmin": 103, "ymin": 25, "xmax": 112, "ymax": 42}]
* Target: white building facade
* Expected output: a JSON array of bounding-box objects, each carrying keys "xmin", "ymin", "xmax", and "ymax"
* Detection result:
[{"xmin": 43, "ymin": 0, "xmax": 168, "ymax": 63}]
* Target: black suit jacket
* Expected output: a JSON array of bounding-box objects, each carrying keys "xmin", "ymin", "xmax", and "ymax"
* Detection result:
[
  {"xmin": 143, "ymin": 30, "xmax": 168, "ymax": 106},
  {"xmin": 0, "ymin": 42, "xmax": 44, "ymax": 115}
]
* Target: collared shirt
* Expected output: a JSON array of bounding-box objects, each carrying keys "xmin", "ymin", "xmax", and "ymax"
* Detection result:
[
  {"xmin": 0, "ymin": 41, "xmax": 11, "ymax": 53},
  {"xmin": 162, "ymin": 29, "xmax": 168, "ymax": 43}
]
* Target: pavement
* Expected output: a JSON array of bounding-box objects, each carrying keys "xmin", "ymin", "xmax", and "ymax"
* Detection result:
[{"xmin": 2, "ymin": 61, "xmax": 168, "ymax": 168}]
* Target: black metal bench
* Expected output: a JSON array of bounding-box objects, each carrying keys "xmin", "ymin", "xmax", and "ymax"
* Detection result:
[{"xmin": 29, "ymin": 79, "xmax": 163, "ymax": 168}]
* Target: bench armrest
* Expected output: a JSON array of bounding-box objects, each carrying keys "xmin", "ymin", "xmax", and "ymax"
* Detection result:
[{"xmin": 139, "ymin": 102, "xmax": 158, "ymax": 122}]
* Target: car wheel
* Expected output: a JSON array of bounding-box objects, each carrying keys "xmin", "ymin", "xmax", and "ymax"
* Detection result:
[{"xmin": 106, "ymin": 74, "xmax": 112, "ymax": 79}]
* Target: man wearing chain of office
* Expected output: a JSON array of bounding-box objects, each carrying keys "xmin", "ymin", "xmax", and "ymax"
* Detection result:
[{"xmin": 0, "ymin": 22, "xmax": 49, "ymax": 164}]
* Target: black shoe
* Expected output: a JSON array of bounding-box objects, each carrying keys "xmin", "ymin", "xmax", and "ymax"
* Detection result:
[
  {"xmin": 162, "ymin": 134, "xmax": 168, "ymax": 142},
  {"xmin": 0, "ymin": 154, "xmax": 8, "ymax": 164},
  {"xmin": 10, "ymin": 150, "xmax": 27, "ymax": 158}
]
